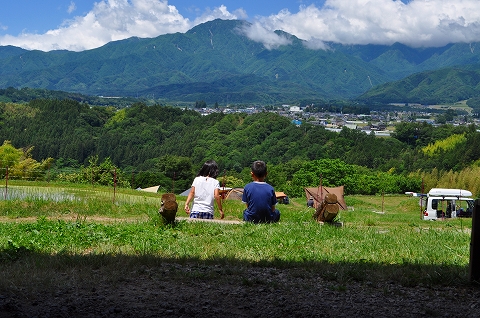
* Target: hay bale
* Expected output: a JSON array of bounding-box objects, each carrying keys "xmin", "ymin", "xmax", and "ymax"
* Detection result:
[
  {"xmin": 161, "ymin": 193, "xmax": 176, "ymax": 202},
  {"xmin": 159, "ymin": 193, "xmax": 178, "ymax": 224},
  {"xmin": 323, "ymin": 203, "xmax": 339, "ymax": 222},
  {"xmin": 324, "ymin": 193, "xmax": 337, "ymax": 204},
  {"xmin": 313, "ymin": 201, "xmax": 325, "ymax": 222},
  {"xmin": 313, "ymin": 194, "xmax": 339, "ymax": 223}
]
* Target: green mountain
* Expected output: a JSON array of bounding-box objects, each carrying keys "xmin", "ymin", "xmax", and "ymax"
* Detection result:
[
  {"xmin": 1, "ymin": 19, "xmax": 480, "ymax": 104},
  {"xmin": 357, "ymin": 66, "xmax": 480, "ymax": 104}
]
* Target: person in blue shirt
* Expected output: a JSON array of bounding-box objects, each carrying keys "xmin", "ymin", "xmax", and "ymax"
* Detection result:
[{"xmin": 242, "ymin": 160, "xmax": 280, "ymax": 223}]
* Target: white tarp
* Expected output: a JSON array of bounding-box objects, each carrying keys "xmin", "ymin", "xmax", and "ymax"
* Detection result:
[{"xmin": 138, "ymin": 185, "xmax": 160, "ymax": 193}]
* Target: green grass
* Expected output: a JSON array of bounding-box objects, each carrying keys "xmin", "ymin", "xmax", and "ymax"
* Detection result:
[{"xmin": 0, "ymin": 181, "xmax": 475, "ymax": 288}]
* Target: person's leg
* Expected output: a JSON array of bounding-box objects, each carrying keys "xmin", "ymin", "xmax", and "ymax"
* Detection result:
[
  {"xmin": 191, "ymin": 211, "xmax": 214, "ymax": 219},
  {"xmin": 243, "ymin": 209, "xmax": 250, "ymax": 222},
  {"xmin": 243, "ymin": 210, "xmax": 260, "ymax": 223},
  {"xmin": 189, "ymin": 211, "xmax": 198, "ymax": 218},
  {"xmin": 198, "ymin": 212, "xmax": 214, "ymax": 219},
  {"xmin": 270, "ymin": 209, "xmax": 280, "ymax": 223}
]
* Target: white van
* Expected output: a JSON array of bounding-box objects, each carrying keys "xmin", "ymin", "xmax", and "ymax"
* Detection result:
[{"xmin": 406, "ymin": 188, "xmax": 475, "ymax": 221}]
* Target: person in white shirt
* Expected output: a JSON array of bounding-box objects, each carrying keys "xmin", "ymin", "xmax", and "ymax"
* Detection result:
[{"xmin": 184, "ymin": 160, "xmax": 224, "ymax": 219}]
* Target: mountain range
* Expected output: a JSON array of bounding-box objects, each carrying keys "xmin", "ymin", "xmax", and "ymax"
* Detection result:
[{"xmin": 1, "ymin": 19, "xmax": 480, "ymax": 105}]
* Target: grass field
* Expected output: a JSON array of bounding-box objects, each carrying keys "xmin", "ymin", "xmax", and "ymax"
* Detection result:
[{"xmin": 0, "ymin": 181, "xmax": 476, "ymax": 289}]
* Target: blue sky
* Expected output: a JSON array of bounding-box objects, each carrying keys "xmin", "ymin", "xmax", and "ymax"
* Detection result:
[
  {"xmin": 1, "ymin": 0, "xmax": 480, "ymax": 52},
  {"xmin": 0, "ymin": 1, "xmax": 324, "ymax": 36}
]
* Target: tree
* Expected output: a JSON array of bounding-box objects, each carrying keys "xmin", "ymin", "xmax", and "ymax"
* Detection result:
[
  {"xmin": 0, "ymin": 140, "xmax": 22, "ymax": 168},
  {"xmin": 57, "ymin": 155, "xmax": 128, "ymax": 187},
  {"xmin": 195, "ymin": 100, "xmax": 207, "ymax": 109},
  {"xmin": 81, "ymin": 155, "xmax": 129, "ymax": 187},
  {"xmin": 155, "ymin": 155, "xmax": 193, "ymax": 193},
  {"xmin": 0, "ymin": 141, "xmax": 54, "ymax": 180}
]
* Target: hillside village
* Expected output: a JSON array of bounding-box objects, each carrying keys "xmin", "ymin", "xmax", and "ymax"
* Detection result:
[{"xmin": 194, "ymin": 103, "xmax": 478, "ymax": 137}]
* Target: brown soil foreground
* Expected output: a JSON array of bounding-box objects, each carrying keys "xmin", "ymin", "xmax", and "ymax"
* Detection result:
[{"xmin": 1, "ymin": 262, "xmax": 480, "ymax": 318}]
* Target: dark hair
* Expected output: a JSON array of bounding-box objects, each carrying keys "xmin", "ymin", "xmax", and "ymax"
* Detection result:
[
  {"xmin": 197, "ymin": 160, "xmax": 219, "ymax": 178},
  {"xmin": 251, "ymin": 160, "xmax": 267, "ymax": 178}
]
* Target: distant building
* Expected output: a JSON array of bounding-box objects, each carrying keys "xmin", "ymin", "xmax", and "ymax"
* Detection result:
[
  {"xmin": 289, "ymin": 106, "xmax": 301, "ymax": 112},
  {"xmin": 416, "ymin": 118, "xmax": 434, "ymax": 124},
  {"xmin": 345, "ymin": 123, "xmax": 357, "ymax": 129},
  {"xmin": 292, "ymin": 119, "xmax": 302, "ymax": 126}
]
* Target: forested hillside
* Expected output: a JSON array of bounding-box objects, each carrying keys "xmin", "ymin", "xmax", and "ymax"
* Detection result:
[
  {"xmin": 1, "ymin": 99, "xmax": 479, "ymax": 196},
  {"xmin": 0, "ymin": 87, "xmax": 143, "ymax": 107},
  {"xmin": 2, "ymin": 19, "xmax": 480, "ymax": 104},
  {"xmin": 357, "ymin": 66, "xmax": 480, "ymax": 108}
]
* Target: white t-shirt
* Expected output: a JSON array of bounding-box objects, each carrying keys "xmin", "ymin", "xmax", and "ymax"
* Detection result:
[{"xmin": 191, "ymin": 176, "xmax": 220, "ymax": 213}]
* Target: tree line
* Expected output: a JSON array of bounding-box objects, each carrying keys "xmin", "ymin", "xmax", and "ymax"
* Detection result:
[{"xmin": 0, "ymin": 99, "xmax": 479, "ymax": 196}]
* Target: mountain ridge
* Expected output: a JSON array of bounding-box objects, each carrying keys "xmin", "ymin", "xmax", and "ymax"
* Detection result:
[
  {"xmin": 357, "ymin": 66, "xmax": 480, "ymax": 105},
  {"xmin": 1, "ymin": 19, "xmax": 480, "ymax": 104}
]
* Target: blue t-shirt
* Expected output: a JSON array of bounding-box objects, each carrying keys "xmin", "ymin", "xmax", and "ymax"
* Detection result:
[{"xmin": 242, "ymin": 181, "xmax": 277, "ymax": 220}]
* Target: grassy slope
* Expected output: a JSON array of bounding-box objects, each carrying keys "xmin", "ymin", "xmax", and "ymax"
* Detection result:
[{"xmin": 0, "ymin": 181, "xmax": 474, "ymax": 287}]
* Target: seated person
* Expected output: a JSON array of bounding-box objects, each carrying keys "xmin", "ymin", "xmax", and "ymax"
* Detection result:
[
  {"xmin": 446, "ymin": 202, "xmax": 452, "ymax": 218},
  {"xmin": 307, "ymin": 196, "xmax": 314, "ymax": 208},
  {"xmin": 242, "ymin": 160, "xmax": 280, "ymax": 223}
]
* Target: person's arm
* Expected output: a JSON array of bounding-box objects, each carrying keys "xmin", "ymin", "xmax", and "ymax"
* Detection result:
[
  {"xmin": 271, "ymin": 188, "xmax": 277, "ymax": 212},
  {"xmin": 184, "ymin": 186, "xmax": 195, "ymax": 214},
  {"xmin": 242, "ymin": 185, "xmax": 249, "ymax": 210},
  {"xmin": 214, "ymin": 188, "xmax": 224, "ymax": 219}
]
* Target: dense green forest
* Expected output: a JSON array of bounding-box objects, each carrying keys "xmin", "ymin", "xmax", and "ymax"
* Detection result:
[
  {"xmin": 1, "ymin": 99, "xmax": 480, "ymax": 197},
  {"xmin": 0, "ymin": 87, "xmax": 146, "ymax": 108},
  {"xmin": 356, "ymin": 66, "xmax": 480, "ymax": 112}
]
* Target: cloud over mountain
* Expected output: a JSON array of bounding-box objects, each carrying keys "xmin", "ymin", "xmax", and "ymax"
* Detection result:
[
  {"xmin": 254, "ymin": 0, "xmax": 480, "ymax": 48},
  {"xmin": 1, "ymin": 0, "xmax": 480, "ymax": 52}
]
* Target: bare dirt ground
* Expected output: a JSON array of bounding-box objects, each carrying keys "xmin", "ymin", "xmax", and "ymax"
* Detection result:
[{"xmin": 1, "ymin": 260, "xmax": 480, "ymax": 318}]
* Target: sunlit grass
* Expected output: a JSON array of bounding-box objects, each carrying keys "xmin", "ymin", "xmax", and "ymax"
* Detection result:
[{"xmin": 0, "ymin": 181, "xmax": 475, "ymax": 287}]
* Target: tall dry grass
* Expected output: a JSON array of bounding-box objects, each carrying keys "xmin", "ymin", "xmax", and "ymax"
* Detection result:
[{"xmin": 411, "ymin": 166, "xmax": 480, "ymax": 196}]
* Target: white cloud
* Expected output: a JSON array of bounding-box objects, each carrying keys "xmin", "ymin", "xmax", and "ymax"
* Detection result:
[
  {"xmin": 68, "ymin": 1, "xmax": 77, "ymax": 14},
  {"xmin": 239, "ymin": 22, "xmax": 292, "ymax": 50},
  {"xmin": 193, "ymin": 5, "xmax": 247, "ymax": 25},
  {"xmin": 0, "ymin": 0, "xmax": 193, "ymax": 51},
  {"xmin": 0, "ymin": 0, "xmax": 244, "ymax": 52},
  {"xmin": 2, "ymin": 0, "xmax": 480, "ymax": 52},
  {"xmin": 302, "ymin": 38, "xmax": 330, "ymax": 50},
  {"xmin": 245, "ymin": 0, "xmax": 480, "ymax": 48}
]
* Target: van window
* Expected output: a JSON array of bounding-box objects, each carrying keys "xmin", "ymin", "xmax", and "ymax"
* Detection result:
[{"xmin": 431, "ymin": 199, "xmax": 438, "ymax": 209}]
